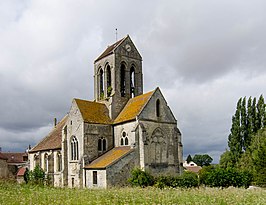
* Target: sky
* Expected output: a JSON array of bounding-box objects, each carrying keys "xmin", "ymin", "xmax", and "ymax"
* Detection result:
[{"xmin": 1, "ymin": 0, "xmax": 266, "ymax": 163}]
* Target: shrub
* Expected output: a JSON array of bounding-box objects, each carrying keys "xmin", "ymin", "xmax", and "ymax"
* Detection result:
[
  {"xmin": 128, "ymin": 168, "xmax": 154, "ymax": 187},
  {"xmin": 24, "ymin": 165, "xmax": 46, "ymax": 186},
  {"xmin": 199, "ymin": 166, "xmax": 252, "ymax": 188}
]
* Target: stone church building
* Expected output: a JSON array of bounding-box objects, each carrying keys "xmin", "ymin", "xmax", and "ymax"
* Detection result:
[{"xmin": 29, "ymin": 35, "xmax": 183, "ymax": 188}]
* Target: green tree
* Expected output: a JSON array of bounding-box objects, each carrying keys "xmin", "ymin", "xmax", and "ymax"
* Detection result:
[
  {"xmin": 186, "ymin": 154, "xmax": 192, "ymax": 163},
  {"xmin": 228, "ymin": 98, "xmax": 242, "ymax": 163},
  {"xmin": 219, "ymin": 150, "xmax": 234, "ymax": 169},
  {"xmin": 192, "ymin": 154, "xmax": 213, "ymax": 166}
]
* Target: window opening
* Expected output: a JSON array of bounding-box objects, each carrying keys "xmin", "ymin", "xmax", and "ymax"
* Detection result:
[
  {"xmin": 57, "ymin": 152, "xmax": 62, "ymax": 172},
  {"xmin": 106, "ymin": 65, "xmax": 112, "ymax": 97},
  {"xmin": 99, "ymin": 68, "xmax": 104, "ymax": 99},
  {"xmin": 98, "ymin": 137, "xmax": 107, "ymax": 152},
  {"xmin": 120, "ymin": 64, "xmax": 126, "ymax": 97},
  {"xmin": 156, "ymin": 99, "xmax": 160, "ymax": 117},
  {"xmin": 44, "ymin": 153, "xmax": 48, "ymax": 172},
  {"xmin": 93, "ymin": 171, "xmax": 97, "ymax": 185},
  {"xmin": 121, "ymin": 131, "xmax": 129, "ymax": 146},
  {"xmin": 130, "ymin": 67, "xmax": 135, "ymax": 98},
  {"xmin": 71, "ymin": 136, "xmax": 79, "ymax": 160}
]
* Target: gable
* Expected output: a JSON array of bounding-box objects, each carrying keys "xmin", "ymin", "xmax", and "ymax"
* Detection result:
[
  {"xmin": 94, "ymin": 35, "xmax": 142, "ymax": 63},
  {"xmin": 94, "ymin": 36, "xmax": 126, "ymax": 63},
  {"xmin": 74, "ymin": 99, "xmax": 112, "ymax": 124},
  {"xmin": 29, "ymin": 115, "xmax": 68, "ymax": 153},
  {"xmin": 138, "ymin": 88, "xmax": 177, "ymax": 123},
  {"xmin": 114, "ymin": 90, "xmax": 154, "ymax": 124}
]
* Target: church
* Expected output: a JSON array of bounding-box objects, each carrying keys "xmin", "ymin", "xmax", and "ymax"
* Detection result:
[{"xmin": 28, "ymin": 35, "xmax": 183, "ymax": 188}]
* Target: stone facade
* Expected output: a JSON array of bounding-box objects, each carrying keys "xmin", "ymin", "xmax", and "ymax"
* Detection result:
[{"xmin": 29, "ymin": 35, "xmax": 183, "ymax": 188}]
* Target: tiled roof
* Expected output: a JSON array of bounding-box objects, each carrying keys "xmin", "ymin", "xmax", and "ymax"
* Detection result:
[
  {"xmin": 185, "ymin": 166, "xmax": 202, "ymax": 173},
  {"xmin": 0, "ymin": 152, "xmax": 8, "ymax": 160},
  {"xmin": 17, "ymin": 167, "xmax": 26, "ymax": 176},
  {"xmin": 1, "ymin": 152, "xmax": 27, "ymax": 163},
  {"xmin": 114, "ymin": 90, "xmax": 154, "ymax": 124},
  {"xmin": 85, "ymin": 146, "xmax": 132, "ymax": 169},
  {"xmin": 94, "ymin": 36, "xmax": 127, "ymax": 62},
  {"xmin": 75, "ymin": 99, "xmax": 112, "ymax": 124},
  {"xmin": 29, "ymin": 115, "xmax": 68, "ymax": 153}
]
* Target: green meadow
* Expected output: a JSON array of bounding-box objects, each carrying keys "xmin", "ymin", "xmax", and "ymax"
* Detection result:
[{"xmin": 0, "ymin": 181, "xmax": 265, "ymax": 205}]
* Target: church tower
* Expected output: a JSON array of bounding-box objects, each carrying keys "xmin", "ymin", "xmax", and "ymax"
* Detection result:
[{"xmin": 94, "ymin": 35, "xmax": 143, "ymax": 119}]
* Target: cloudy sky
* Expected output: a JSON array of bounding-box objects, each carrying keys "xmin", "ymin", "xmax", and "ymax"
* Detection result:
[{"xmin": 1, "ymin": 0, "xmax": 266, "ymax": 163}]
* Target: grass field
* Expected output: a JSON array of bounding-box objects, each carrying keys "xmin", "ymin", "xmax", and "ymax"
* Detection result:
[{"xmin": 0, "ymin": 181, "xmax": 265, "ymax": 205}]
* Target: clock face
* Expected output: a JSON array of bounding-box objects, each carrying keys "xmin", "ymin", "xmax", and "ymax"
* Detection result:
[{"xmin": 125, "ymin": 44, "xmax": 131, "ymax": 52}]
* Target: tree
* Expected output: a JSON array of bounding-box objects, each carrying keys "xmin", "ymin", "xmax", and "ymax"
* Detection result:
[
  {"xmin": 228, "ymin": 98, "xmax": 242, "ymax": 163},
  {"xmin": 192, "ymin": 154, "xmax": 213, "ymax": 167},
  {"xmin": 186, "ymin": 154, "xmax": 192, "ymax": 163}
]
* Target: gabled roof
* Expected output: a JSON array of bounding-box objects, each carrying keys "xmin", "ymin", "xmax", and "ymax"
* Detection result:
[
  {"xmin": 29, "ymin": 115, "xmax": 68, "ymax": 153},
  {"xmin": 85, "ymin": 146, "xmax": 132, "ymax": 169},
  {"xmin": 94, "ymin": 36, "xmax": 127, "ymax": 63},
  {"xmin": 185, "ymin": 166, "xmax": 202, "ymax": 174},
  {"xmin": 74, "ymin": 99, "xmax": 112, "ymax": 124},
  {"xmin": 114, "ymin": 90, "xmax": 154, "ymax": 124},
  {"xmin": 1, "ymin": 152, "xmax": 27, "ymax": 163}
]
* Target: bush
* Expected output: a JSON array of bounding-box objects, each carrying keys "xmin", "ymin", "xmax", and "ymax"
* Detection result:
[
  {"xmin": 199, "ymin": 166, "xmax": 252, "ymax": 188},
  {"xmin": 128, "ymin": 168, "xmax": 154, "ymax": 187},
  {"xmin": 154, "ymin": 172, "xmax": 199, "ymax": 189},
  {"xmin": 24, "ymin": 165, "xmax": 46, "ymax": 186}
]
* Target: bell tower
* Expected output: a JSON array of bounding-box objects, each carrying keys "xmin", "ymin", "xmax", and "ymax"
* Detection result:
[{"xmin": 94, "ymin": 35, "xmax": 143, "ymax": 119}]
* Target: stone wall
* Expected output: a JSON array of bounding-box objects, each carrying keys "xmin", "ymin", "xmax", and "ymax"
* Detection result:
[
  {"xmin": 106, "ymin": 150, "xmax": 136, "ymax": 187},
  {"xmin": 0, "ymin": 159, "xmax": 8, "ymax": 178}
]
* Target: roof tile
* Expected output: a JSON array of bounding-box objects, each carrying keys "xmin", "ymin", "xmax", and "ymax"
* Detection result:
[
  {"xmin": 85, "ymin": 146, "xmax": 132, "ymax": 169},
  {"xmin": 114, "ymin": 90, "xmax": 154, "ymax": 124},
  {"xmin": 75, "ymin": 99, "xmax": 112, "ymax": 124},
  {"xmin": 29, "ymin": 115, "xmax": 68, "ymax": 152}
]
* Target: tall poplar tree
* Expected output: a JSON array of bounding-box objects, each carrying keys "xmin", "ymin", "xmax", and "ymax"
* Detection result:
[{"xmin": 228, "ymin": 98, "xmax": 242, "ymax": 162}]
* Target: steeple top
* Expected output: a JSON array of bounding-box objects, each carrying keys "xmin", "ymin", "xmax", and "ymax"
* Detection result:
[{"xmin": 94, "ymin": 35, "xmax": 128, "ymax": 63}]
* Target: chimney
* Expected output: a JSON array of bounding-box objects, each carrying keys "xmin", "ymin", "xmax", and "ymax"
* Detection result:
[{"xmin": 54, "ymin": 117, "xmax": 57, "ymax": 127}]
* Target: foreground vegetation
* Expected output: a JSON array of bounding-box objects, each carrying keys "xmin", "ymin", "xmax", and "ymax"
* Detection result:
[{"xmin": 0, "ymin": 180, "xmax": 265, "ymax": 205}]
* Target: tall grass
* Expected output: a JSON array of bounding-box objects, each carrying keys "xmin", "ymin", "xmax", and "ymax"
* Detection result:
[{"xmin": 0, "ymin": 180, "xmax": 265, "ymax": 205}]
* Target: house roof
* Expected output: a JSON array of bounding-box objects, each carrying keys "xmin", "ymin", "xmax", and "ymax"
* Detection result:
[
  {"xmin": 85, "ymin": 146, "xmax": 133, "ymax": 169},
  {"xmin": 29, "ymin": 115, "xmax": 68, "ymax": 153},
  {"xmin": 75, "ymin": 99, "xmax": 112, "ymax": 124},
  {"xmin": 1, "ymin": 152, "xmax": 27, "ymax": 163},
  {"xmin": 114, "ymin": 90, "xmax": 154, "ymax": 124},
  {"xmin": 17, "ymin": 167, "xmax": 26, "ymax": 176},
  {"xmin": 185, "ymin": 166, "xmax": 202, "ymax": 173},
  {"xmin": 94, "ymin": 36, "xmax": 127, "ymax": 63},
  {"xmin": 0, "ymin": 152, "xmax": 8, "ymax": 160}
]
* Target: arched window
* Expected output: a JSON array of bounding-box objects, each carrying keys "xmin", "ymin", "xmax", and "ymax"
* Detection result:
[
  {"xmin": 106, "ymin": 65, "xmax": 112, "ymax": 97},
  {"xmin": 156, "ymin": 99, "xmax": 160, "ymax": 117},
  {"xmin": 130, "ymin": 66, "xmax": 135, "ymax": 98},
  {"xmin": 99, "ymin": 68, "xmax": 104, "ymax": 99},
  {"xmin": 121, "ymin": 131, "xmax": 129, "ymax": 146},
  {"xmin": 98, "ymin": 137, "xmax": 107, "ymax": 152},
  {"xmin": 57, "ymin": 152, "xmax": 62, "ymax": 172},
  {"xmin": 71, "ymin": 136, "xmax": 79, "ymax": 160},
  {"xmin": 120, "ymin": 63, "xmax": 126, "ymax": 97},
  {"xmin": 44, "ymin": 153, "xmax": 49, "ymax": 172},
  {"xmin": 150, "ymin": 128, "xmax": 167, "ymax": 164}
]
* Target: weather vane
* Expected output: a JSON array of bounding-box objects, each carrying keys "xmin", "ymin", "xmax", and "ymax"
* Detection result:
[{"xmin": 115, "ymin": 28, "xmax": 118, "ymax": 41}]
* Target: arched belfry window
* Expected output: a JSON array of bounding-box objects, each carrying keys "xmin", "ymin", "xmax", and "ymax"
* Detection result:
[
  {"xmin": 98, "ymin": 137, "xmax": 107, "ymax": 152},
  {"xmin": 120, "ymin": 131, "xmax": 129, "ymax": 146},
  {"xmin": 120, "ymin": 63, "xmax": 126, "ymax": 97},
  {"xmin": 106, "ymin": 65, "xmax": 112, "ymax": 97},
  {"xmin": 99, "ymin": 68, "xmax": 104, "ymax": 99},
  {"xmin": 130, "ymin": 66, "xmax": 135, "ymax": 98},
  {"xmin": 156, "ymin": 99, "xmax": 160, "ymax": 117},
  {"xmin": 71, "ymin": 136, "xmax": 79, "ymax": 160}
]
